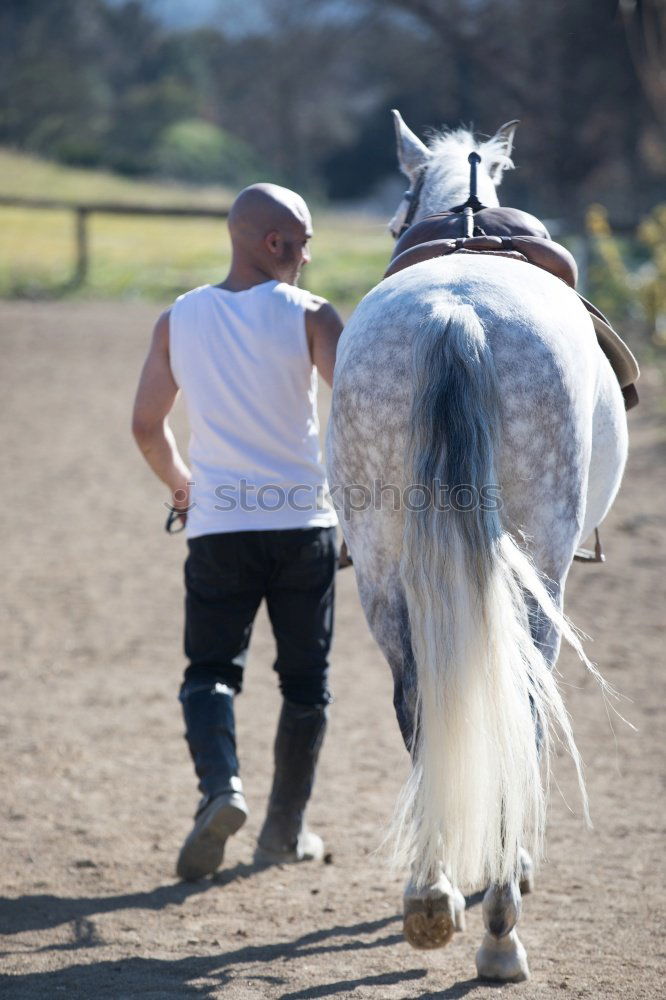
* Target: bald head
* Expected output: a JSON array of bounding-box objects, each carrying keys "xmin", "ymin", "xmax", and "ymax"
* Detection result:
[
  {"xmin": 228, "ymin": 183, "xmax": 312, "ymax": 245},
  {"xmin": 225, "ymin": 183, "xmax": 313, "ymax": 287}
]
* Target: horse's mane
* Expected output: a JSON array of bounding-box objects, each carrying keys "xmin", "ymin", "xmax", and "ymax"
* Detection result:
[{"xmin": 427, "ymin": 127, "xmax": 514, "ymax": 185}]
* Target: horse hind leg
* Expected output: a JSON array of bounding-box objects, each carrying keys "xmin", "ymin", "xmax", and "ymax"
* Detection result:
[
  {"xmin": 474, "ymin": 581, "xmax": 563, "ymax": 982},
  {"xmin": 476, "ymin": 879, "xmax": 530, "ymax": 982},
  {"xmin": 398, "ymin": 573, "xmax": 554, "ymax": 960},
  {"xmin": 395, "ymin": 666, "xmax": 467, "ymax": 949},
  {"xmin": 519, "ymin": 846, "xmax": 535, "ymax": 895},
  {"xmin": 361, "ymin": 581, "xmax": 467, "ymax": 950},
  {"xmin": 371, "ymin": 579, "xmax": 533, "ymax": 954}
]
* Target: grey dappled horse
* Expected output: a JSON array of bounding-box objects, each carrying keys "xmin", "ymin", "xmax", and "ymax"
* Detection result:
[{"xmin": 326, "ymin": 112, "xmax": 627, "ymax": 982}]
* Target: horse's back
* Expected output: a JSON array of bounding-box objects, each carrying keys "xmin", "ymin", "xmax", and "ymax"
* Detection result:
[{"xmin": 336, "ymin": 255, "xmax": 597, "ymax": 392}]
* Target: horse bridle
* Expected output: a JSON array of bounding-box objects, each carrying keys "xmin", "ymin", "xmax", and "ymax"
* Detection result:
[
  {"xmin": 393, "ymin": 152, "xmax": 486, "ymax": 240},
  {"xmin": 393, "ymin": 167, "xmax": 428, "ymax": 238}
]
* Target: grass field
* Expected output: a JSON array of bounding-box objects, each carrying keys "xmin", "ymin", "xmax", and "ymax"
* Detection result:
[{"xmin": 0, "ymin": 149, "xmax": 392, "ymax": 308}]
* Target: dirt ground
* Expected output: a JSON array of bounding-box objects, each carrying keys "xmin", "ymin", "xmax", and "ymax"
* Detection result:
[{"xmin": 0, "ymin": 300, "xmax": 664, "ymax": 999}]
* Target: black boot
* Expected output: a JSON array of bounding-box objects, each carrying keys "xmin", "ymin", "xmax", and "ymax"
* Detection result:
[
  {"xmin": 177, "ymin": 681, "xmax": 248, "ymax": 880},
  {"xmin": 180, "ymin": 681, "xmax": 241, "ymax": 799},
  {"xmin": 255, "ymin": 699, "xmax": 327, "ymax": 864}
]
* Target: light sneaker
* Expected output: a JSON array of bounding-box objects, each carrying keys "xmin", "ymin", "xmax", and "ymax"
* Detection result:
[{"xmin": 176, "ymin": 787, "xmax": 248, "ymax": 880}]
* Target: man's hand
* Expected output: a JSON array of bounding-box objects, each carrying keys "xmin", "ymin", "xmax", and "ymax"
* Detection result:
[
  {"xmin": 132, "ymin": 310, "xmax": 192, "ymax": 519},
  {"xmin": 305, "ymin": 297, "xmax": 344, "ymax": 387},
  {"xmin": 166, "ymin": 476, "xmax": 192, "ymax": 531}
]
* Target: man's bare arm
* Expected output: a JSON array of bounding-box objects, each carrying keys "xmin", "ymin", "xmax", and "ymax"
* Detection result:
[
  {"xmin": 132, "ymin": 310, "xmax": 192, "ymax": 515},
  {"xmin": 305, "ymin": 298, "xmax": 344, "ymax": 387}
]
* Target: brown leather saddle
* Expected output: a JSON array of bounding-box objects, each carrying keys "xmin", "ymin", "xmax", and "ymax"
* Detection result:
[{"xmin": 385, "ymin": 207, "xmax": 640, "ymax": 410}]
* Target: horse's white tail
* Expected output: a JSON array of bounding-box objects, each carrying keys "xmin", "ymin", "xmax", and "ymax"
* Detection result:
[{"xmin": 395, "ymin": 302, "xmax": 591, "ymax": 891}]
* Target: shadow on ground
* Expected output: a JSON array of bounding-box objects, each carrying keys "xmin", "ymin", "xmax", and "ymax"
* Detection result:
[{"xmin": 0, "ymin": 881, "xmax": 490, "ymax": 998}]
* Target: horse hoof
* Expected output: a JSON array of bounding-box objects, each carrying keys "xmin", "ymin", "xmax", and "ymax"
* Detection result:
[
  {"xmin": 519, "ymin": 848, "xmax": 535, "ymax": 895},
  {"xmin": 403, "ymin": 876, "xmax": 459, "ymax": 950},
  {"xmin": 476, "ymin": 929, "xmax": 530, "ymax": 982},
  {"xmin": 404, "ymin": 902, "xmax": 455, "ymax": 950}
]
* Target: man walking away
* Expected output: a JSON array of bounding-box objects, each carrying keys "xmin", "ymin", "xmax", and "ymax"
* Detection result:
[{"xmin": 132, "ymin": 184, "xmax": 343, "ymax": 879}]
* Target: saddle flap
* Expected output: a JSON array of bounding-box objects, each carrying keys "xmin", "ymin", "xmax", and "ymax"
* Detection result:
[{"xmin": 581, "ymin": 299, "xmax": 640, "ymax": 389}]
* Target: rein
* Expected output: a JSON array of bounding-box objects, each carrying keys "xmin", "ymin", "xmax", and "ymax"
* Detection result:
[
  {"xmin": 395, "ymin": 167, "xmax": 428, "ymax": 237},
  {"xmin": 165, "ymin": 507, "xmax": 186, "ymax": 533}
]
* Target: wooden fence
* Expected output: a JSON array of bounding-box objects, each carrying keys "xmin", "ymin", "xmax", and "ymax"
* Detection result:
[
  {"xmin": 0, "ymin": 196, "xmax": 230, "ymax": 287},
  {"xmin": 1, "ymin": 195, "xmax": 641, "ymax": 301}
]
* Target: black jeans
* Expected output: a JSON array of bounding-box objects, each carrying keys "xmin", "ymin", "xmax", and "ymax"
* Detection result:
[{"xmin": 182, "ymin": 527, "xmax": 337, "ymax": 706}]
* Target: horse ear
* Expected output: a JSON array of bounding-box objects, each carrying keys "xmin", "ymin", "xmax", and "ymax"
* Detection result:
[
  {"xmin": 493, "ymin": 120, "xmax": 519, "ymax": 156},
  {"xmin": 391, "ymin": 109, "xmax": 431, "ymax": 177},
  {"xmin": 486, "ymin": 119, "xmax": 519, "ymax": 182}
]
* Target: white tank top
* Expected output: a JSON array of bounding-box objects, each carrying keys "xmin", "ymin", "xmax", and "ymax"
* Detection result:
[{"xmin": 169, "ymin": 281, "xmax": 337, "ymax": 538}]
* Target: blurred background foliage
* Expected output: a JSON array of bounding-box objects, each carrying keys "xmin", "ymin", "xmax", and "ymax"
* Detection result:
[
  {"xmin": 0, "ymin": 0, "xmax": 664, "ymax": 326},
  {"xmin": 153, "ymin": 120, "xmax": 259, "ymax": 184},
  {"xmin": 587, "ymin": 202, "xmax": 666, "ymax": 348},
  {"xmin": 2, "ymin": 0, "xmax": 664, "ymax": 213}
]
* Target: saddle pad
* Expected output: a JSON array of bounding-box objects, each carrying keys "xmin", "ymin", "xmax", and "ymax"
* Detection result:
[{"xmin": 392, "ymin": 207, "xmax": 550, "ymax": 259}]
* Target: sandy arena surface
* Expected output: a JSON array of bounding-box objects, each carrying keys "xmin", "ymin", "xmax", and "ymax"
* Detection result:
[{"xmin": 0, "ymin": 300, "xmax": 664, "ymax": 999}]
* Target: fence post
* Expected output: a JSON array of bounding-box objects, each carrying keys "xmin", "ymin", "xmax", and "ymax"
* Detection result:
[{"xmin": 74, "ymin": 207, "xmax": 89, "ymax": 286}]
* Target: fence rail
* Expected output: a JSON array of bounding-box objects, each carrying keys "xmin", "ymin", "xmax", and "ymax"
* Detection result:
[
  {"xmin": 1, "ymin": 194, "xmax": 641, "ymax": 297},
  {"xmin": 0, "ymin": 195, "xmax": 230, "ymax": 286}
]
